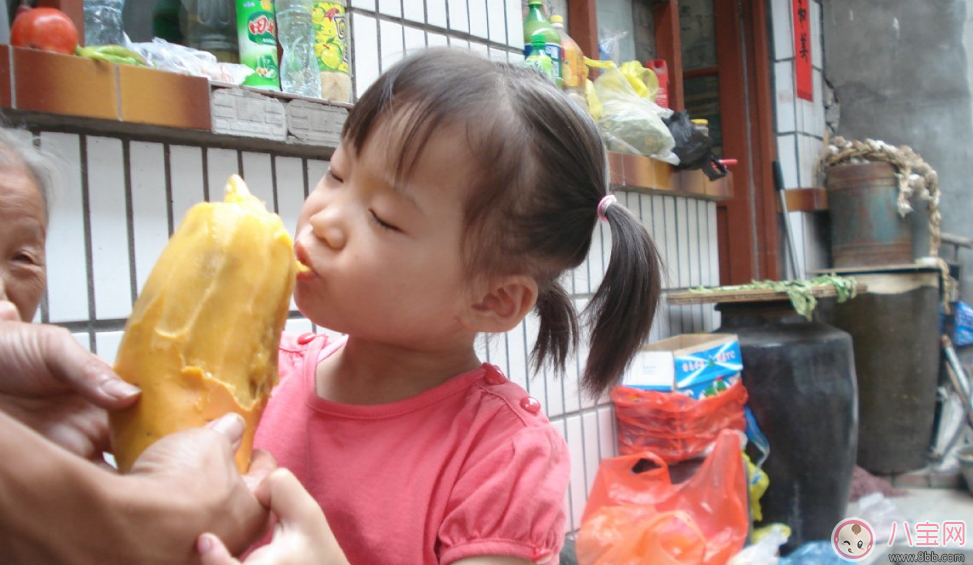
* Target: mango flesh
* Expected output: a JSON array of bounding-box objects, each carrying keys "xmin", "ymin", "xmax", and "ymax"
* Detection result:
[{"xmin": 109, "ymin": 175, "xmax": 296, "ymax": 474}]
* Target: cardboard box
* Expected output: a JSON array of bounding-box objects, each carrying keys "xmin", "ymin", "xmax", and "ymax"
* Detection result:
[{"xmin": 622, "ymin": 333, "xmax": 743, "ymax": 398}]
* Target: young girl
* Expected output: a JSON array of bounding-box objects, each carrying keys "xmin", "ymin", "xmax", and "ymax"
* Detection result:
[{"xmin": 199, "ymin": 47, "xmax": 662, "ymax": 565}]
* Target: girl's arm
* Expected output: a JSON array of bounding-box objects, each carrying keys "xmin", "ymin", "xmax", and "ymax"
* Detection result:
[{"xmin": 0, "ymin": 411, "xmax": 271, "ymax": 565}]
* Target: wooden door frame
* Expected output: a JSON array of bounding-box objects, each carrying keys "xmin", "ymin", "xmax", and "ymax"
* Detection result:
[
  {"xmin": 715, "ymin": 0, "xmax": 780, "ymax": 284},
  {"xmin": 569, "ymin": 0, "xmax": 780, "ymax": 284}
]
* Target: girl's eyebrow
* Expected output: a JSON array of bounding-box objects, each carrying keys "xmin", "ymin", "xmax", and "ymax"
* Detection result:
[{"xmin": 391, "ymin": 181, "xmax": 421, "ymax": 210}]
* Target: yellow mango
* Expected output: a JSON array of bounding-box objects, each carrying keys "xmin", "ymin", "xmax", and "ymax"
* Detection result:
[{"xmin": 109, "ymin": 175, "xmax": 296, "ymax": 474}]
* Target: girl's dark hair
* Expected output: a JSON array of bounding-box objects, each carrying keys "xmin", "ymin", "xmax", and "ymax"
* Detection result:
[{"xmin": 344, "ymin": 47, "xmax": 661, "ymax": 398}]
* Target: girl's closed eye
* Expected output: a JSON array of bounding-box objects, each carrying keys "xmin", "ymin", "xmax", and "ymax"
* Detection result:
[
  {"xmin": 369, "ymin": 210, "xmax": 401, "ymax": 232},
  {"xmin": 326, "ymin": 168, "xmax": 344, "ymax": 183}
]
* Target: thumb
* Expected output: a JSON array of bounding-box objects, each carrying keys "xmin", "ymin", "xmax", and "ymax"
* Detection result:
[
  {"xmin": 207, "ymin": 413, "xmax": 245, "ymax": 453},
  {"xmin": 243, "ymin": 449, "xmax": 277, "ymax": 492},
  {"xmin": 0, "ymin": 300, "xmax": 19, "ymax": 321},
  {"xmin": 255, "ymin": 469, "xmax": 325, "ymax": 530},
  {"xmin": 197, "ymin": 533, "xmax": 242, "ymax": 565},
  {"xmin": 0, "ymin": 320, "xmax": 140, "ymax": 408}
]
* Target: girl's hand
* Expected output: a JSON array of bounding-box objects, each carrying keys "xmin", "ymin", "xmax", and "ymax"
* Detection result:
[{"xmin": 197, "ymin": 468, "xmax": 350, "ymax": 565}]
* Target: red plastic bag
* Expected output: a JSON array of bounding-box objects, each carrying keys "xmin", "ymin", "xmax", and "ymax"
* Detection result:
[
  {"xmin": 612, "ymin": 381, "xmax": 748, "ymax": 463},
  {"xmin": 576, "ymin": 429, "xmax": 749, "ymax": 565}
]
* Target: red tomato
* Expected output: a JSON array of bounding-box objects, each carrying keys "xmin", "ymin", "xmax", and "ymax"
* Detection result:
[{"xmin": 11, "ymin": 7, "xmax": 79, "ymax": 55}]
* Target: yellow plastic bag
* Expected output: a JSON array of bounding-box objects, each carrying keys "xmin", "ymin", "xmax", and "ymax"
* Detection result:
[
  {"xmin": 585, "ymin": 79, "xmax": 602, "ymax": 122},
  {"xmin": 584, "ymin": 58, "xmax": 676, "ymax": 162},
  {"xmin": 619, "ymin": 60, "xmax": 659, "ymax": 101},
  {"xmin": 744, "ymin": 453, "xmax": 770, "ymax": 522}
]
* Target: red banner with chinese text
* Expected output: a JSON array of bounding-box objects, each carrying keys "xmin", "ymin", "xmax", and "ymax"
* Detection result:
[{"xmin": 793, "ymin": 0, "xmax": 813, "ymax": 101}]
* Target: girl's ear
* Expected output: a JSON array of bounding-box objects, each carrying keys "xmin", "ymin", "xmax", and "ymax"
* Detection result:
[{"xmin": 466, "ymin": 275, "xmax": 538, "ymax": 333}]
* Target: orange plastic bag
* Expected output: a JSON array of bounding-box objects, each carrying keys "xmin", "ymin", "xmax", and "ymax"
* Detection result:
[
  {"xmin": 612, "ymin": 381, "xmax": 748, "ymax": 463},
  {"xmin": 576, "ymin": 429, "xmax": 749, "ymax": 565}
]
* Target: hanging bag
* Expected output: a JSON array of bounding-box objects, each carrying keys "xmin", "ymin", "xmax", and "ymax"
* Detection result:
[{"xmin": 577, "ymin": 429, "xmax": 750, "ymax": 565}]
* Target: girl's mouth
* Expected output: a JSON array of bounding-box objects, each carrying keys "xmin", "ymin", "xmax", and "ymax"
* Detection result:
[{"xmin": 294, "ymin": 241, "xmax": 315, "ymax": 281}]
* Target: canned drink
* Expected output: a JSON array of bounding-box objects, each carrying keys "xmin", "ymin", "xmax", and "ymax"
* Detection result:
[{"xmin": 237, "ymin": 0, "xmax": 280, "ymax": 90}]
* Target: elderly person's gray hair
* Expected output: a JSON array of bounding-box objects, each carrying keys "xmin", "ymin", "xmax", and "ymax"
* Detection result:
[{"xmin": 0, "ymin": 127, "xmax": 55, "ymax": 215}]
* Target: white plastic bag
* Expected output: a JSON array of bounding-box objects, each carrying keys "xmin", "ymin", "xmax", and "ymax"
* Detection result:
[
  {"xmin": 128, "ymin": 38, "xmax": 254, "ymax": 84},
  {"xmin": 728, "ymin": 524, "xmax": 790, "ymax": 565}
]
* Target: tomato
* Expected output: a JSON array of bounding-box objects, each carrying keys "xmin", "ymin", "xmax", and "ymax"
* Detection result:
[{"xmin": 10, "ymin": 8, "xmax": 79, "ymax": 55}]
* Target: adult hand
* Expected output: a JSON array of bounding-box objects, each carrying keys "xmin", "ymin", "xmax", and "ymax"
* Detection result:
[
  {"xmin": 0, "ymin": 303, "xmax": 140, "ymax": 407},
  {"xmin": 0, "ymin": 308, "xmax": 140, "ymax": 460},
  {"xmin": 0, "ymin": 412, "xmax": 275, "ymax": 565},
  {"xmin": 119, "ymin": 414, "xmax": 277, "ymax": 564},
  {"xmin": 196, "ymin": 468, "xmax": 349, "ymax": 565}
]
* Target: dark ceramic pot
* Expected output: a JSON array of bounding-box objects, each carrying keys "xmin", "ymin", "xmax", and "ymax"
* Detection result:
[{"xmin": 716, "ymin": 301, "xmax": 858, "ymax": 553}]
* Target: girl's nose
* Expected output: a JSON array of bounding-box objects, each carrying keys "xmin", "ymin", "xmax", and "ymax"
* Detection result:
[{"xmin": 308, "ymin": 205, "xmax": 347, "ymax": 250}]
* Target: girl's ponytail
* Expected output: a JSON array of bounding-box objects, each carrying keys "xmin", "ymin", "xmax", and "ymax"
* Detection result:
[
  {"xmin": 582, "ymin": 196, "xmax": 662, "ymax": 397},
  {"xmin": 533, "ymin": 281, "xmax": 579, "ymax": 378}
]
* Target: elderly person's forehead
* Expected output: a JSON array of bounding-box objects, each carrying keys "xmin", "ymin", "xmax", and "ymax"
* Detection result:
[
  {"xmin": 0, "ymin": 129, "xmax": 53, "ymax": 217},
  {"xmin": 0, "ymin": 163, "xmax": 44, "ymax": 208}
]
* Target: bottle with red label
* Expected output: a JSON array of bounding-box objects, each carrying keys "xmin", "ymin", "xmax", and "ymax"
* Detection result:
[{"xmin": 646, "ymin": 59, "xmax": 668, "ymax": 108}]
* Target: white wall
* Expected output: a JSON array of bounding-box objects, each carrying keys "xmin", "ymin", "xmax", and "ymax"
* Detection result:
[
  {"xmin": 28, "ymin": 0, "xmax": 722, "ymax": 533},
  {"xmin": 770, "ymin": 0, "xmax": 830, "ymax": 277}
]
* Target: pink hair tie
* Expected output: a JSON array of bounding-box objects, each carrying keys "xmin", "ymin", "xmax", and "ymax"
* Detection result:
[{"xmin": 597, "ymin": 194, "xmax": 617, "ymax": 222}]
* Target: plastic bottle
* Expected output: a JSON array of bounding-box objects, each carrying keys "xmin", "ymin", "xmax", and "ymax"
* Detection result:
[
  {"xmin": 276, "ymin": 0, "xmax": 322, "ymax": 97},
  {"xmin": 236, "ymin": 0, "xmax": 280, "ymax": 90},
  {"xmin": 691, "ymin": 118, "xmax": 709, "ymax": 137},
  {"xmin": 524, "ymin": 34, "xmax": 555, "ymax": 84},
  {"xmin": 550, "ymin": 15, "xmax": 587, "ymax": 109},
  {"xmin": 312, "ymin": 1, "xmax": 352, "ymax": 102},
  {"xmin": 523, "ymin": 0, "xmax": 562, "ymax": 88},
  {"xmin": 187, "ymin": 0, "xmax": 239, "ymax": 63},
  {"xmin": 152, "ymin": 0, "xmax": 185, "ymax": 44},
  {"xmin": 647, "ymin": 59, "xmax": 669, "ymax": 108},
  {"xmin": 84, "ymin": 0, "xmax": 126, "ymax": 46}
]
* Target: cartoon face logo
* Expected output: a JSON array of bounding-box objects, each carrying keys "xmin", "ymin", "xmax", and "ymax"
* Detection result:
[{"xmin": 832, "ymin": 518, "xmax": 874, "ymax": 560}]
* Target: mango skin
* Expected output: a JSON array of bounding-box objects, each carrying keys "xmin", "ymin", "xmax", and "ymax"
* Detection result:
[{"xmin": 109, "ymin": 175, "xmax": 296, "ymax": 474}]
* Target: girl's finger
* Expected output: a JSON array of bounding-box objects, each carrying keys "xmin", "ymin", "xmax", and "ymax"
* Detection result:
[
  {"xmin": 197, "ymin": 533, "xmax": 242, "ymax": 565},
  {"xmin": 256, "ymin": 468, "xmax": 326, "ymax": 529}
]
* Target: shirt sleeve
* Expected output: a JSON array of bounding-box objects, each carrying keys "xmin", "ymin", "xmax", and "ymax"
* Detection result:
[
  {"xmin": 438, "ymin": 424, "xmax": 570, "ymax": 565},
  {"xmin": 276, "ymin": 332, "xmax": 306, "ymax": 387}
]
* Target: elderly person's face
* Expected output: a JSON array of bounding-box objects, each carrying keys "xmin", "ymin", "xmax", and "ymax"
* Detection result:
[{"xmin": 0, "ymin": 159, "xmax": 46, "ymax": 321}]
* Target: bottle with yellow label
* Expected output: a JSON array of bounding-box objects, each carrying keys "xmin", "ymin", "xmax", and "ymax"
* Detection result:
[
  {"xmin": 312, "ymin": 0, "xmax": 352, "ymax": 102},
  {"xmin": 550, "ymin": 15, "xmax": 587, "ymax": 109}
]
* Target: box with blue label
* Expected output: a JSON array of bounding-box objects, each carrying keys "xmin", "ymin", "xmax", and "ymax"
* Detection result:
[{"xmin": 622, "ymin": 333, "xmax": 743, "ymax": 398}]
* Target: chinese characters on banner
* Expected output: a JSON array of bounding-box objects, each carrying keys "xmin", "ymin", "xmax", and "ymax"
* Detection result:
[{"xmin": 792, "ymin": 0, "xmax": 813, "ymax": 101}]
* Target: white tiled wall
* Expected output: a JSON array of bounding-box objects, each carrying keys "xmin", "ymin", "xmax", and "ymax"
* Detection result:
[
  {"xmin": 28, "ymin": 1, "xmax": 723, "ymax": 534},
  {"xmin": 770, "ymin": 0, "xmax": 830, "ymax": 277},
  {"xmin": 347, "ymin": 0, "xmax": 527, "ymax": 98}
]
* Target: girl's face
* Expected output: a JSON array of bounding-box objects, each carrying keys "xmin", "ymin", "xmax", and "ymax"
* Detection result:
[
  {"xmin": 0, "ymin": 162, "xmax": 46, "ymax": 322},
  {"xmin": 294, "ymin": 121, "xmax": 481, "ymax": 349}
]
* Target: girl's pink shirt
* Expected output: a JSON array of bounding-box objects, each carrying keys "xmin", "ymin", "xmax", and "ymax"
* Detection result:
[{"xmin": 253, "ymin": 333, "xmax": 570, "ymax": 565}]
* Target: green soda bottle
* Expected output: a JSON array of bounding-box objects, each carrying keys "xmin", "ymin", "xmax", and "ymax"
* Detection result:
[
  {"xmin": 236, "ymin": 0, "xmax": 281, "ymax": 90},
  {"xmin": 523, "ymin": 0, "xmax": 562, "ymax": 88},
  {"xmin": 524, "ymin": 33, "xmax": 555, "ymax": 84}
]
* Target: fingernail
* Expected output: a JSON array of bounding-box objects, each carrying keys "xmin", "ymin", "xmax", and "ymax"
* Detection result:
[
  {"xmin": 101, "ymin": 378, "xmax": 141, "ymax": 400},
  {"xmin": 209, "ymin": 413, "xmax": 245, "ymax": 443},
  {"xmin": 196, "ymin": 533, "xmax": 215, "ymax": 555}
]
